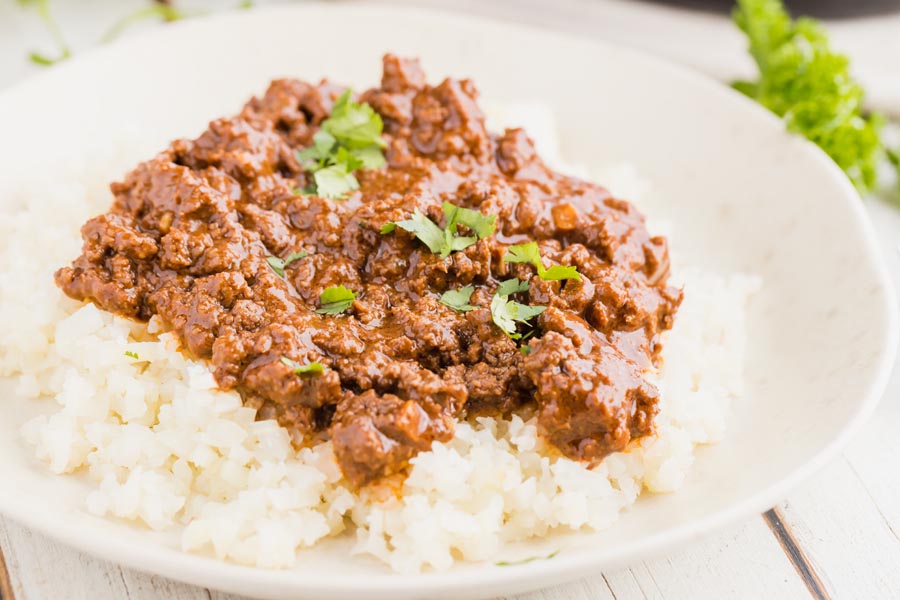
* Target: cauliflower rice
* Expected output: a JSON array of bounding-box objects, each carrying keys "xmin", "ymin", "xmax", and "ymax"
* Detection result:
[{"xmin": 0, "ymin": 106, "xmax": 760, "ymax": 572}]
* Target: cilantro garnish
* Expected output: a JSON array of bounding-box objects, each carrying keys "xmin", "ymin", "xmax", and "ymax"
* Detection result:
[
  {"xmin": 504, "ymin": 242, "xmax": 580, "ymax": 281},
  {"xmin": 733, "ymin": 0, "xmax": 893, "ymax": 193},
  {"xmin": 279, "ymin": 356, "xmax": 324, "ymax": 376},
  {"xmin": 316, "ymin": 285, "xmax": 357, "ymax": 315},
  {"xmin": 439, "ymin": 286, "xmax": 476, "ymax": 312},
  {"xmin": 496, "ymin": 278, "xmax": 529, "ymax": 296},
  {"xmin": 124, "ymin": 351, "xmax": 139, "ymax": 360},
  {"xmin": 490, "ymin": 278, "xmax": 545, "ymax": 339},
  {"xmin": 496, "ymin": 550, "xmax": 559, "ymax": 567},
  {"xmin": 296, "ymin": 91, "xmax": 386, "ymax": 199},
  {"xmin": 519, "ymin": 345, "xmax": 532, "ymax": 356},
  {"xmin": 266, "ymin": 251, "xmax": 307, "ymax": 278},
  {"xmin": 441, "ymin": 202, "xmax": 497, "ymax": 239},
  {"xmin": 383, "ymin": 202, "xmax": 496, "ymax": 258}
]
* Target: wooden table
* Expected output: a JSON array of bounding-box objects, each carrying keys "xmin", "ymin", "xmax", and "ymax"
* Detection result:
[{"xmin": 2, "ymin": 1, "xmax": 899, "ymax": 598}]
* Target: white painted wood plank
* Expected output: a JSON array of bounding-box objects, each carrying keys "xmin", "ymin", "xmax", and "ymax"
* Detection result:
[
  {"xmin": 506, "ymin": 576, "xmax": 617, "ymax": 600},
  {"xmin": 2, "ymin": 511, "xmax": 805, "ymax": 600},
  {"xmin": 0, "ymin": 516, "xmax": 247, "ymax": 600},
  {"xmin": 774, "ymin": 454, "xmax": 900, "ymax": 599},
  {"xmin": 603, "ymin": 518, "xmax": 808, "ymax": 600}
]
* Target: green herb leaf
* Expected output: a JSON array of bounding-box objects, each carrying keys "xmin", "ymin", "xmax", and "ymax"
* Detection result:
[
  {"xmin": 313, "ymin": 164, "xmax": 360, "ymax": 200},
  {"xmin": 442, "ymin": 202, "xmax": 497, "ymax": 239},
  {"xmin": 379, "ymin": 222, "xmax": 396, "ymax": 234},
  {"xmin": 101, "ymin": 4, "xmax": 188, "ymax": 43},
  {"xmin": 439, "ymin": 286, "xmax": 476, "ymax": 312},
  {"xmin": 490, "ymin": 281, "xmax": 546, "ymax": 339},
  {"xmin": 297, "ymin": 130, "xmax": 337, "ymax": 166},
  {"xmin": 384, "ymin": 202, "xmax": 495, "ymax": 258},
  {"xmin": 350, "ymin": 146, "xmax": 387, "ymax": 170},
  {"xmin": 496, "ymin": 278, "xmax": 529, "ymax": 296},
  {"xmin": 21, "ymin": 0, "xmax": 71, "ymax": 66},
  {"xmin": 504, "ymin": 242, "xmax": 580, "ymax": 281},
  {"xmin": 519, "ymin": 345, "xmax": 532, "ymax": 356},
  {"xmin": 540, "ymin": 264, "xmax": 581, "ymax": 281},
  {"xmin": 496, "ymin": 550, "xmax": 559, "ymax": 567},
  {"xmin": 266, "ymin": 251, "xmax": 307, "ymax": 278},
  {"xmin": 733, "ymin": 0, "xmax": 889, "ymax": 193},
  {"xmin": 28, "ymin": 52, "xmax": 59, "ymax": 66},
  {"xmin": 316, "ymin": 285, "xmax": 357, "ymax": 315},
  {"xmin": 322, "ymin": 90, "xmax": 387, "ymax": 150},
  {"xmin": 296, "ymin": 90, "xmax": 385, "ymax": 198},
  {"xmin": 124, "ymin": 351, "xmax": 139, "ymax": 360},
  {"xmin": 279, "ymin": 356, "xmax": 324, "ymax": 376},
  {"xmin": 392, "ymin": 210, "xmax": 448, "ymax": 255},
  {"xmin": 504, "ymin": 242, "xmax": 542, "ymax": 267}
]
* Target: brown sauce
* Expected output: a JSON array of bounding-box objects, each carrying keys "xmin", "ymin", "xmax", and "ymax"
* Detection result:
[{"xmin": 55, "ymin": 55, "xmax": 682, "ymax": 486}]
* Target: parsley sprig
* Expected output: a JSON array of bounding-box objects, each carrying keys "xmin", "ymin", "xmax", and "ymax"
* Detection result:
[
  {"xmin": 504, "ymin": 242, "xmax": 580, "ymax": 281},
  {"xmin": 490, "ymin": 278, "xmax": 545, "ymax": 339},
  {"xmin": 733, "ymin": 0, "xmax": 893, "ymax": 193},
  {"xmin": 296, "ymin": 90, "xmax": 386, "ymax": 199},
  {"xmin": 382, "ymin": 202, "xmax": 496, "ymax": 258},
  {"xmin": 316, "ymin": 285, "xmax": 357, "ymax": 315},
  {"xmin": 280, "ymin": 356, "xmax": 324, "ymax": 376},
  {"xmin": 266, "ymin": 251, "xmax": 307, "ymax": 278}
]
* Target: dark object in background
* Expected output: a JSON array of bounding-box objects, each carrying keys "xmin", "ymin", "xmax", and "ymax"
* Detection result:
[{"xmin": 644, "ymin": 0, "xmax": 900, "ymax": 18}]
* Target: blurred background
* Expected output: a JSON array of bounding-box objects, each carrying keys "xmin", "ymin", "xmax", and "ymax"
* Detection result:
[{"xmin": 2, "ymin": 0, "xmax": 899, "ymax": 114}]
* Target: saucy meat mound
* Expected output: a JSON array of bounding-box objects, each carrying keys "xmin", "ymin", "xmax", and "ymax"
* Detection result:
[{"xmin": 56, "ymin": 55, "xmax": 682, "ymax": 486}]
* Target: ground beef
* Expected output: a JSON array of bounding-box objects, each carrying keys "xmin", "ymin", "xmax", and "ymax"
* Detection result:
[{"xmin": 55, "ymin": 54, "xmax": 682, "ymax": 486}]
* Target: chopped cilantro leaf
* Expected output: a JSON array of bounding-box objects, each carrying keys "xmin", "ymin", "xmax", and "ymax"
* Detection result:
[
  {"xmin": 519, "ymin": 345, "xmax": 532, "ymax": 356},
  {"xmin": 392, "ymin": 209, "xmax": 448, "ymax": 255},
  {"xmin": 540, "ymin": 264, "xmax": 581, "ymax": 281},
  {"xmin": 316, "ymin": 285, "xmax": 357, "ymax": 315},
  {"xmin": 296, "ymin": 90, "xmax": 385, "ymax": 199},
  {"xmin": 322, "ymin": 90, "xmax": 387, "ymax": 150},
  {"xmin": 440, "ymin": 286, "xmax": 476, "ymax": 312},
  {"xmin": 279, "ymin": 356, "xmax": 324, "ymax": 376},
  {"xmin": 383, "ymin": 202, "xmax": 496, "ymax": 258},
  {"xmin": 490, "ymin": 280, "xmax": 546, "ymax": 339},
  {"xmin": 442, "ymin": 202, "xmax": 496, "ymax": 239},
  {"xmin": 350, "ymin": 145, "xmax": 387, "ymax": 170},
  {"xmin": 496, "ymin": 278, "xmax": 529, "ymax": 296},
  {"xmin": 266, "ymin": 251, "xmax": 307, "ymax": 278},
  {"xmin": 313, "ymin": 164, "xmax": 360, "ymax": 200},
  {"xmin": 124, "ymin": 351, "xmax": 139, "ymax": 360},
  {"xmin": 496, "ymin": 550, "xmax": 559, "ymax": 566},
  {"xmin": 504, "ymin": 242, "xmax": 580, "ymax": 281}
]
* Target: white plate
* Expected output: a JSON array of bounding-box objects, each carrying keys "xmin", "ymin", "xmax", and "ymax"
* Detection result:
[{"xmin": 0, "ymin": 4, "xmax": 896, "ymax": 599}]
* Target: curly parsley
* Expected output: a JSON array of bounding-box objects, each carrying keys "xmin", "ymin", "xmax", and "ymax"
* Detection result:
[
  {"xmin": 504, "ymin": 242, "xmax": 580, "ymax": 281},
  {"xmin": 733, "ymin": 0, "xmax": 891, "ymax": 193},
  {"xmin": 296, "ymin": 90, "xmax": 386, "ymax": 199}
]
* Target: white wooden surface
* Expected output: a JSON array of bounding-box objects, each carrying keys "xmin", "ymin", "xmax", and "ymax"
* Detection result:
[{"xmin": 2, "ymin": 1, "xmax": 899, "ymax": 598}]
